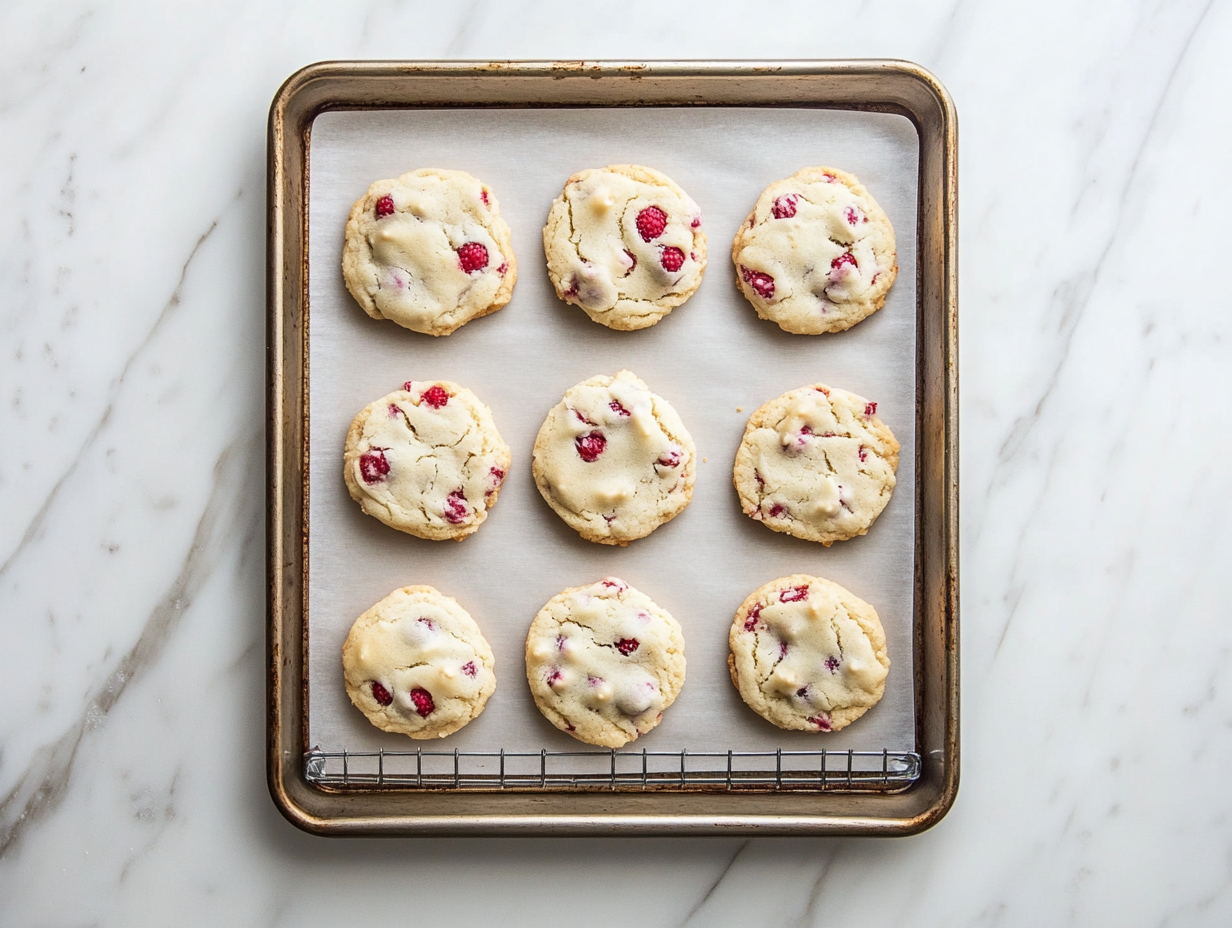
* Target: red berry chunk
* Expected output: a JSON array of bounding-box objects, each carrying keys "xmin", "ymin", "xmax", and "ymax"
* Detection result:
[
  {"xmin": 825, "ymin": 656, "xmax": 840, "ymax": 673},
  {"xmin": 858, "ymin": 445, "xmax": 868, "ymax": 462},
  {"xmin": 831, "ymin": 252, "xmax": 857, "ymax": 271},
  {"xmin": 744, "ymin": 602, "xmax": 764, "ymax": 632},
  {"xmin": 796, "ymin": 686, "xmax": 809, "ymax": 698},
  {"xmin": 691, "ymin": 215, "xmax": 701, "ymax": 229},
  {"xmin": 772, "ymin": 194, "xmax": 799, "ymax": 219},
  {"xmin": 548, "ymin": 668, "xmax": 564, "ymax": 686},
  {"xmin": 779, "ymin": 640, "xmax": 789, "ymax": 658},
  {"xmin": 359, "ymin": 449, "xmax": 390, "ymax": 484},
  {"xmin": 780, "ymin": 585, "xmax": 809, "ymax": 603},
  {"xmin": 409, "ymin": 688, "xmax": 435, "ymax": 717},
  {"xmin": 660, "ymin": 246, "xmax": 685, "ymax": 273},
  {"xmin": 403, "ymin": 380, "xmax": 414, "ymax": 392},
  {"xmin": 421, "ymin": 384, "xmax": 450, "ymax": 408},
  {"xmin": 768, "ymin": 503, "xmax": 786, "ymax": 519},
  {"xmin": 656, "ymin": 450, "xmax": 681, "ymax": 469},
  {"xmin": 864, "ymin": 401, "xmax": 877, "ymax": 417},
  {"xmin": 636, "ymin": 206, "xmax": 668, "ymax": 241},
  {"xmin": 740, "ymin": 266, "xmax": 775, "ymax": 299},
  {"xmin": 371, "ymin": 681, "xmax": 393, "ymax": 706},
  {"xmin": 844, "ymin": 205, "xmax": 865, "ymax": 225},
  {"xmin": 375, "ymin": 195, "xmax": 395, "ymax": 218},
  {"xmin": 443, "ymin": 490, "xmax": 469, "ymax": 524},
  {"xmin": 609, "ymin": 400, "xmax": 631, "ymax": 417},
  {"xmin": 575, "ymin": 431, "xmax": 607, "ymax": 462},
  {"xmin": 489, "ymin": 466, "xmax": 506, "ymax": 485},
  {"xmin": 810, "ymin": 715, "xmax": 833, "ymax": 731},
  {"xmin": 615, "ymin": 638, "xmax": 640, "ymax": 655},
  {"xmin": 480, "ymin": 189, "xmax": 490, "ymax": 208},
  {"xmin": 601, "ymin": 578, "xmax": 628, "ymax": 592},
  {"xmin": 821, "ymin": 173, "xmax": 837, "ymax": 183},
  {"xmin": 388, "ymin": 403, "xmax": 401, "ymax": 417},
  {"xmin": 456, "ymin": 242, "xmax": 489, "ymax": 273},
  {"xmin": 462, "ymin": 661, "xmax": 477, "ymax": 678}
]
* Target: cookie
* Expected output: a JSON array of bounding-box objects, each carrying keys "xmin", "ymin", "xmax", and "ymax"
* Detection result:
[
  {"xmin": 542, "ymin": 164, "xmax": 706, "ymax": 330},
  {"xmin": 342, "ymin": 168, "xmax": 517, "ymax": 336},
  {"xmin": 532, "ymin": 370, "xmax": 695, "ymax": 545},
  {"xmin": 728, "ymin": 575, "xmax": 889, "ymax": 732},
  {"xmin": 733, "ymin": 383, "xmax": 899, "ymax": 546},
  {"xmin": 342, "ymin": 585, "xmax": 497, "ymax": 739},
  {"xmin": 343, "ymin": 379, "xmax": 511, "ymax": 541},
  {"xmin": 525, "ymin": 578, "xmax": 686, "ymax": 748},
  {"xmin": 731, "ymin": 166, "xmax": 897, "ymax": 335}
]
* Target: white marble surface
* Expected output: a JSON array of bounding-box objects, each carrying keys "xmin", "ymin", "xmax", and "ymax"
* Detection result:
[{"xmin": 2, "ymin": 0, "xmax": 1230, "ymax": 924}]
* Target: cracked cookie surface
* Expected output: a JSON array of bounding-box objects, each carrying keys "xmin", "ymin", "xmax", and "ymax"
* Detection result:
[
  {"xmin": 728, "ymin": 574, "xmax": 889, "ymax": 732},
  {"xmin": 542, "ymin": 164, "xmax": 706, "ymax": 330},
  {"xmin": 343, "ymin": 585, "xmax": 497, "ymax": 739},
  {"xmin": 532, "ymin": 370, "xmax": 695, "ymax": 545},
  {"xmin": 731, "ymin": 166, "xmax": 897, "ymax": 334},
  {"xmin": 343, "ymin": 379, "xmax": 511, "ymax": 541},
  {"xmin": 342, "ymin": 168, "xmax": 517, "ymax": 336},
  {"xmin": 525, "ymin": 578, "xmax": 685, "ymax": 748},
  {"xmin": 733, "ymin": 382, "xmax": 898, "ymax": 546}
]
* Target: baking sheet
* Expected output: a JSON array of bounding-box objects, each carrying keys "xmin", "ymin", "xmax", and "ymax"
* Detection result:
[{"xmin": 306, "ymin": 106, "xmax": 918, "ymax": 763}]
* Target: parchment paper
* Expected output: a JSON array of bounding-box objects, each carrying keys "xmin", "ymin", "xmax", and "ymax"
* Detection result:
[{"xmin": 306, "ymin": 107, "xmax": 918, "ymax": 763}]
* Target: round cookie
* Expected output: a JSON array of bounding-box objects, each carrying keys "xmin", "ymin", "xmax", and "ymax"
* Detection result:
[
  {"xmin": 342, "ymin": 168, "xmax": 517, "ymax": 336},
  {"xmin": 728, "ymin": 575, "xmax": 889, "ymax": 732},
  {"xmin": 343, "ymin": 379, "xmax": 511, "ymax": 541},
  {"xmin": 543, "ymin": 164, "xmax": 706, "ymax": 330},
  {"xmin": 731, "ymin": 166, "xmax": 897, "ymax": 335},
  {"xmin": 532, "ymin": 370, "xmax": 695, "ymax": 545},
  {"xmin": 343, "ymin": 585, "xmax": 497, "ymax": 740},
  {"xmin": 525, "ymin": 578, "xmax": 686, "ymax": 748},
  {"xmin": 733, "ymin": 383, "xmax": 899, "ymax": 546}
]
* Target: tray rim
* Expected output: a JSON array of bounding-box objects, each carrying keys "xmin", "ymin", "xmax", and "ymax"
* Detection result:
[{"xmin": 267, "ymin": 58, "xmax": 958, "ymax": 836}]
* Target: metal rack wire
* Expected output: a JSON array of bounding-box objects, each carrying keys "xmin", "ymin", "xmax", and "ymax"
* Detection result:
[{"xmin": 304, "ymin": 747, "xmax": 920, "ymax": 792}]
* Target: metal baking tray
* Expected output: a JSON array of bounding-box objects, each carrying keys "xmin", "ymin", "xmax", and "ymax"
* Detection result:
[{"xmin": 267, "ymin": 60, "xmax": 957, "ymax": 836}]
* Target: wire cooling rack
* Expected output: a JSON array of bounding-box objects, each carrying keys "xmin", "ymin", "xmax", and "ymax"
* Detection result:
[{"xmin": 305, "ymin": 747, "xmax": 921, "ymax": 792}]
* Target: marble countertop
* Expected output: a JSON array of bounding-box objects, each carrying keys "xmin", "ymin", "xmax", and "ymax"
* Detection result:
[{"xmin": 3, "ymin": 1, "xmax": 1230, "ymax": 924}]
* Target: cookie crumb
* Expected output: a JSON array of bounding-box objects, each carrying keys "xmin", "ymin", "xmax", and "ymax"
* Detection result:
[
  {"xmin": 703, "ymin": 457, "xmax": 708, "ymax": 463},
  {"xmin": 736, "ymin": 407, "xmax": 743, "ymax": 412}
]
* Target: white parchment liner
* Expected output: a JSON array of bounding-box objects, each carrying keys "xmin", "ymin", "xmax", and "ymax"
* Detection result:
[{"xmin": 306, "ymin": 108, "xmax": 918, "ymax": 764}]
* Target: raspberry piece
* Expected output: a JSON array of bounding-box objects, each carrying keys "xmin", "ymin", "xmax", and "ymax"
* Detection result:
[
  {"xmin": 409, "ymin": 688, "xmax": 435, "ymax": 717},
  {"xmin": 858, "ymin": 445, "xmax": 868, "ymax": 462},
  {"xmin": 864, "ymin": 401, "xmax": 877, "ymax": 417},
  {"xmin": 821, "ymin": 172, "xmax": 837, "ymax": 183},
  {"xmin": 456, "ymin": 242, "xmax": 489, "ymax": 273},
  {"xmin": 375, "ymin": 195, "xmax": 395, "ymax": 218},
  {"xmin": 615, "ymin": 638, "xmax": 639, "ymax": 655},
  {"xmin": 609, "ymin": 400, "xmax": 631, "ymax": 417},
  {"xmin": 563, "ymin": 278, "xmax": 579, "ymax": 298},
  {"xmin": 497, "ymin": 262, "xmax": 508, "ymax": 276},
  {"xmin": 780, "ymin": 585, "xmax": 809, "ymax": 603},
  {"xmin": 417, "ymin": 617, "xmax": 435, "ymax": 630},
  {"xmin": 772, "ymin": 194, "xmax": 798, "ymax": 219},
  {"xmin": 573, "ymin": 408, "xmax": 595, "ymax": 425},
  {"xmin": 691, "ymin": 215, "xmax": 701, "ymax": 229},
  {"xmin": 565, "ymin": 723, "xmax": 576, "ymax": 732},
  {"xmin": 388, "ymin": 403, "xmax": 401, "ymax": 417},
  {"xmin": 403, "ymin": 380, "xmax": 414, "ymax": 392},
  {"xmin": 656, "ymin": 450, "xmax": 681, "ymax": 469},
  {"xmin": 831, "ymin": 252, "xmax": 857, "ymax": 272},
  {"xmin": 371, "ymin": 682, "xmax": 393, "ymax": 706},
  {"xmin": 743, "ymin": 602, "xmax": 764, "ymax": 631},
  {"xmin": 844, "ymin": 206, "xmax": 863, "ymax": 225},
  {"xmin": 660, "ymin": 247, "xmax": 685, "ymax": 273},
  {"xmin": 421, "ymin": 384, "xmax": 449, "ymax": 409},
  {"xmin": 810, "ymin": 715, "xmax": 832, "ymax": 731},
  {"xmin": 575, "ymin": 431, "xmax": 606, "ymax": 462},
  {"xmin": 601, "ymin": 578, "xmax": 628, "ymax": 592},
  {"xmin": 489, "ymin": 466, "xmax": 506, "ymax": 487},
  {"xmin": 443, "ymin": 490, "xmax": 469, "ymax": 524},
  {"xmin": 768, "ymin": 503, "xmax": 786, "ymax": 519},
  {"xmin": 547, "ymin": 668, "xmax": 564, "ymax": 686},
  {"xmin": 556, "ymin": 635, "xmax": 568, "ymax": 652},
  {"xmin": 740, "ymin": 266, "xmax": 775, "ymax": 299},
  {"xmin": 635, "ymin": 206, "xmax": 668, "ymax": 241},
  {"xmin": 359, "ymin": 449, "xmax": 390, "ymax": 484},
  {"xmin": 462, "ymin": 661, "xmax": 477, "ymax": 678},
  {"xmin": 825, "ymin": 656, "xmax": 841, "ymax": 673},
  {"xmin": 779, "ymin": 640, "xmax": 789, "ymax": 658},
  {"xmin": 796, "ymin": 686, "xmax": 809, "ymax": 698},
  {"xmin": 480, "ymin": 189, "xmax": 490, "ymax": 208}
]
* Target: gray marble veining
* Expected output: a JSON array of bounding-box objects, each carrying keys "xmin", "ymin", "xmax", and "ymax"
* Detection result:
[{"xmin": 2, "ymin": 0, "xmax": 1231, "ymax": 924}]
